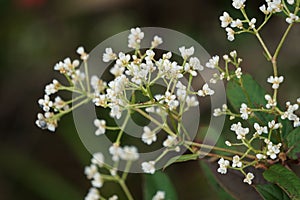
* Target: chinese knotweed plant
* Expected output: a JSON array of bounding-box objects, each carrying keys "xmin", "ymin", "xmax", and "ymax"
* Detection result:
[{"xmin": 35, "ymin": 0, "xmax": 300, "ymax": 199}]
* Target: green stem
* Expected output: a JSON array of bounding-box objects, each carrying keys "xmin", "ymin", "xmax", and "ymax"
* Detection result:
[
  {"xmin": 119, "ymin": 179, "xmax": 134, "ymax": 200},
  {"xmin": 133, "ymin": 108, "xmax": 176, "ymax": 136},
  {"xmin": 273, "ymin": 23, "xmax": 294, "ymax": 61},
  {"xmin": 122, "ymin": 161, "xmax": 132, "ymax": 180},
  {"xmin": 185, "ymin": 141, "xmax": 256, "ymax": 160},
  {"xmin": 84, "ymin": 61, "xmax": 91, "ymax": 93},
  {"xmin": 115, "ymin": 112, "xmax": 131, "ymax": 145}
]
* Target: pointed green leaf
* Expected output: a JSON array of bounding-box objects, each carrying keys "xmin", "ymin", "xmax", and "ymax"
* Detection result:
[
  {"xmin": 263, "ymin": 164, "xmax": 300, "ymax": 199},
  {"xmin": 286, "ymin": 127, "xmax": 300, "ymax": 160},
  {"xmin": 255, "ymin": 184, "xmax": 290, "ymax": 200},
  {"xmin": 163, "ymin": 154, "xmax": 199, "ymax": 169},
  {"xmin": 226, "ymin": 74, "xmax": 273, "ymax": 125},
  {"xmin": 144, "ymin": 171, "xmax": 178, "ymax": 200}
]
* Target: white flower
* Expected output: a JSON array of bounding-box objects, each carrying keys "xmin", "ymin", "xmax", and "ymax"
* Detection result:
[
  {"xmin": 91, "ymin": 173, "xmax": 103, "ymax": 188},
  {"xmin": 163, "ymin": 52, "xmax": 172, "ymax": 59},
  {"xmin": 243, "ymin": 173, "xmax": 254, "ymax": 185},
  {"xmin": 85, "ymin": 188, "xmax": 100, "ymax": 200},
  {"xmin": 179, "ymin": 46, "xmax": 194, "ymax": 60},
  {"xmin": 198, "ymin": 83, "xmax": 215, "ymax": 97},
  {"xmin": 217, "ymin": 158, "xmax": 230, "ymax": 174},
  {"xmin": 249, "ymin": 18, "xmax": 256, "ymax": 29},
  {"xmin": 142, "ymin": 161, "xmax": 156, "ymax": 174},
  {"xmin": 232, "ymin": 155, "xmax": 242, "ymax": 168},
  {"xmin": 71, "ymin": 70, "xmax": 85, "ymax": 83},
  {"xmin": 85, "ymin": 164, "xmax": 98, "ymax": 179},
  {"xmin": 128, "ymin": 27, "xmax": 144, "ymax": 49},
  {"xmin": 231, "ymin": 19, "xmax": 243, "ymax": 29},
  {"xmin": 110, "ymin": 104, "xmax": 122, "ymax": 119},
  {"xmin": 120, "ymin": 146, "xmax": 139, "ymax": 161},
  {"xmin": 186, "ymin": 96, "xmax": 199, "ymax": 107},
  {"xmin": 240, "ymin": 103, "xmax": 251, "ymax": 120},
  {"xmin": 163, "ymin": 135, "xmax": 178, "ymax": 148},
  {"xmin": 286, "ymin": 13, "xmax": 299, "ymax": 24},
  {"xmin": 110, "ymin": 168, "xmax": 117, "ymax": 176},
  {"xmin": 223, "ymin": 54, "xmax": 229, "ymax": 61},
  {"xmin": 35, "ymin": 112, "xmax": 57, "ymax": 132},
  {"xmin": 142, "ymin": 126, "xmax": 157, "ymax": 145},
  {"xmin": 281, "ymin": 102, "xmax": 299, "ymax": 127},
  {"xmin": 176, "ymin": 81, "xmax": 187, "ymax": 101},
  {"xmin": 109, "ymin": 144, "xmax": 122, "ymax": 162},
  {"xmin": 254, "ymin": 123, "xmax": 268, "ymax": 135},
  {"xmin": 189, "ymin": 57, "xmax": 203, "ymax": 71},
  {"xmin": 266, "ymin": 141, "xmax": 281, "ymax": 159},
  {"xmin": 256, "ymin": 153, "xmax": 266, "ymax": 160},
  {"xmin": 91, "ymin": 75, "xmax": 107, "ymax": 93},
  {"xmin": 152, "ymin": 191, "xmax": 165, "ymax": 200},
  {"xmin": 205, "ymin": 55, "xmax": 219, "ymax": 69},
  {"xmin": 184, "ymin": 63, "xmax": 197, "ymax": 76},
  {"xmin": 94, "ymin": 119, "xmax": 106, "ymax": 135},
  {"xmin": 53, "ymin": 96, "xmax": 69, "ymax": 111},
  {"xmin": 225, "ymin": 27, "xmax": 235, "ymax": 41},
  {"xmin": 259, "ymin": 5, "xmax": 269, "ymax": 14},
  {"xmin": 281, "ymin": 102, "xmax": 299, "ymax": 120},
  {"xmin": 267, "ymin": 75, "xmax": 284, "ymax": 89},
  {"xmin": 76, "ymin": 46, "xmax": 89, "ymax": 60},
  {"xmin": 103, "ymin": 48, "xmax": 116, "ymax": 62},
  {"xmin": 45, "ymin": 79, "xmax": 60, "ymax": 95},
  {"xmin": 213, "ymin": 108, "xmax": 222, "ymax": 116},
  {"xmin": 225, "ymin": 141, "xmax": 232, "ymax": 146},
  {"xmin": 108, "ymin": 195, "xmax": 118, "ymax": 200},
  {"xmin": 93, "ymin": 94, "xmax": 107, "ymax": 107},
  {"xmin": 116, "ymin": 52, "xmax": 131, "ymax": 67},
  {"xmin": 219, "ymin": 12, "xmax": 232, "ymax": 28},
  {"xmin": 293, "ymin": 118, "xmax": 300, "ymax": 127},
  {"xmin": 235, "ymin": 67, "xmax": 242, "ymax": 78},
  {"xmin": 151, "ymin": 36, "xmax": 163, "ymax": 48},
  {"xmin": 230, "ymin": 122, "xmax": 249, "ymax": 140},
  {"xmin": 265, "ymin": 94, "xmax": 277, "ymax": 108},
  {"xmin": 213, "ymin": 104, "xmax": 227, "ymax": 117},
  {"xmin": 287, "ymin": 0, "xmax": 294, "ymax": 5},
  {"xmin": 164, "ymin": 91, "xmax": 179, "ymax": 110},
  {"xmin": 267, "ymin": 0, "xmax": 283, "ymax": 13},
  {"xmin": 91, "ymin": 152, "xmax": 105, "ymax": 167},
  {"xmin": 38, "ymin": 95, "xmax": 53, "ymax": 112},
  {"xmin": 268, "ymin": 120, "xmax": 281, "ymax": 129},
  {"xmin": 232, "ymin": 0, "xmax": 246, "ymax": 9}
]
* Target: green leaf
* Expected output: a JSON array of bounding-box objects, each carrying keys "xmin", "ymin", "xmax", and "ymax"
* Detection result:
[
  {"xmin": 279, "ymin": 117, "xmax": 293, "ymax": 139},
  {"xmin": 226, "ymin": 74, "xmax": 273, "ymax": 125},
  {"xmin": 144, "ymin": 171, "xmax": 178, "ymax": 200},
  {"xmin": 163, "ymin": 154, "xmax": 199, "ymax": 169},
  {"xmin": 255, "ymin": 184, "xmax": 290, "ymax": 200},
  {"xmin": 200, "ymin": 161, "xmax": 235, "ymax": 200},
  {"xmin": 286, "ymin": 127, "xmax": 300, "ymax": 160},
  {"xmin": 0, "ymin": 147, "xmax": 83, "ymax": 200},
  {"xmin": 263, "ymin": 164, "xmax": 300, "ymax": 200}
]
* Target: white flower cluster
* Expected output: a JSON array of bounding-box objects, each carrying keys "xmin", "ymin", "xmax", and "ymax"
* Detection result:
[
  {"xmin": 84, "ymin": 145, "xmax": 139, "ymax": 200},
  {"xmin": 259, "ymin": 0, "xmax": 300, "ymax": 24},
  {"xmin": 90, "ymin": 28, "xmax": 217, "ymax": 173},
  {"xmin": 35, "ymin": 47, "xmax": 89, "ymax": 131},
  {"xmin": 281, "ymin": 101, "xmax": 300, "ymax": 127},
  {"xmin": 206, "ymin": 51, "xmax": 243, "ymax": 84},
  {"xmin": 220, "ymin": 0, "xmax": 300, "ymax": 41},
  {"xmin": 217, "ymin": 156, "xmax": 254, "ymax": 185}
]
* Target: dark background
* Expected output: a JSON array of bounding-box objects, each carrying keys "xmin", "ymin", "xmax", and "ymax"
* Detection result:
[{"xmin": 0, "ymin": 0, "xmax": 299, "ymax": 199}]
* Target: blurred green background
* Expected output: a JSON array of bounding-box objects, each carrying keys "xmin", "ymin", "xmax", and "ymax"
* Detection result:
[{"xmin": 0, "ymin": 0, "xmax": 299, "ymax": 199}]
